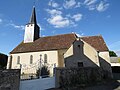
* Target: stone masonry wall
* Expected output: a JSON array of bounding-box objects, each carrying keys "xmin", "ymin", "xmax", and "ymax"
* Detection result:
[
  {"xmin": 0, "ymin": 69, "xmax": 20, "ymax": 90},
  {"xmin": 55, "ymin": 67, "xmax": 109, "ymax": 89}
]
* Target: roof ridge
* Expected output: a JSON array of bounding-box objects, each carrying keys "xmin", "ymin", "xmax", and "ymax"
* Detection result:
[
  {"xmin": 80, "ymin": 35, "xmax": 102, "ymax": 38},
  {"xmin": 40, "ymin": 33, "xmax": 76, "ymax": 38}
]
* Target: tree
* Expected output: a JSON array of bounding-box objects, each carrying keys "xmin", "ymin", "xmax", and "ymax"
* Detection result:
[
  {"xmin": 36, "ymin": 65, "xmax": 50, "ymax": 78},
  {"xmin": 109, "ymin": 51, "xmax": 117, "ymax": 57},
  {"xmin": 40, "ymin": 66, "xmax": 50, "ymax": 78},
  {"xmin": 0, "ymin": 53, "xmax": 8, "ymax": 69}
]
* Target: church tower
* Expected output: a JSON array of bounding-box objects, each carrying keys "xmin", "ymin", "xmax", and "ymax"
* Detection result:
[{"xmin": 24, "ymin": 7, "xmax": 40, "ymax": 43}]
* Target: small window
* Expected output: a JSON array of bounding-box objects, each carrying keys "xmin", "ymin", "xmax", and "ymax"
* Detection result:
[
  {"xmin": 30, "ymin": 55, "xmax": 33, "ymax": 64},
  {"xmin": 78, "ymin": 45, "xmax": 80, "ymax": 48},
  {"xmin": 44, "ymin": 54, "xmax": 47, "ymax": 63},
  {"xmin": 17, "ymin": 56, "xmax": 20, "ymax": 64},
  {"xmin": 78, "ymin": 62, "xmax": 83, "ymax": 67}
]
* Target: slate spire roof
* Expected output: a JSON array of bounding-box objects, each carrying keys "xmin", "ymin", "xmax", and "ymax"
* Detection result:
[
  {"xmin": 29, "ymin": 6, "xmax": 37, "ymax": 24},
  {"xmin": 10, "ymin": 33, "xmax": 109, "ymax": 54}
]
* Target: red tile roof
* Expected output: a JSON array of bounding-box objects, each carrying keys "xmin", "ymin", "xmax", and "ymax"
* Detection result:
[
  {"xmin": 81, "ymin": 35, "xmax": 109, "ymax": 51},
  {"xmin": 10, "ymin": 34, "xmax": 77, "ymax": 54},
  {"xmin": 10, "ymin": 34, "xmax": 109, "ymax": 54}
]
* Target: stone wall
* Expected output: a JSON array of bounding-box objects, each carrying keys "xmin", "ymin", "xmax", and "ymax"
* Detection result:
[
  {"xmin": 55, "ymin": 67, "xmax": 111, "ymax": 89},
  {"xmin": 0, "ymin": 69, "xmax": 20, "ymax": 90}
]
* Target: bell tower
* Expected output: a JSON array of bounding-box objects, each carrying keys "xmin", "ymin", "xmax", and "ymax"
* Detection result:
[{"xmin": 24, "ymin": 7, "xmax": 40, "ymax": 43}]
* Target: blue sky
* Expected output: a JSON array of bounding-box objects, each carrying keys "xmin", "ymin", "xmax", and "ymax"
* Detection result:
[{"xmin": 0, "ymin": 0, "xmax": 120, "ymax": 55}]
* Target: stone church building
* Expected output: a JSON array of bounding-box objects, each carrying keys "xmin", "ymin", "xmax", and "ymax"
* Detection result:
[{"xmin": 7, "ymin": 7, "xmax": 112, "ymax": 77}]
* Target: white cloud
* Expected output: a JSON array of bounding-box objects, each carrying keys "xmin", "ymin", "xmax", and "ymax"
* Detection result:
[
  {"xmin": 84, "ymin": 0, "xmax": 109, "ymax": 12},
  {"xmin": 96, "ymin": 1, "xmax": 109, "ymax": 12},
  {"xmin": 9, "ymin": 23, "xmax": 25, "ymax": 30},
  {"xmin": 63, "ymin": 0, "xmax": 76, "ymax": 9},
  {"xmin": 47, "ymin": 15, "xmax": 70, "ymax": 28},
  {"xmin": 46, "ymin": 9, "xmax": 62, "ymax": 16},
  {"xmin": 0, "ymin": 18, "xmax": 2, "ymax": 23},
  {"xmin": 88, "ymin": 5, "xmax": 96, "ymax": 10},
  {"xmin": 75, "ymin": 2, "xmax": 81, "ymax": 8},
  {"xmin": 84, "ymin": 0, "xmax": 97, "ymax": 11},
  {"xmin": 84, "ymin": 0, "xmax": 97, "ymax": 6},
  {"xmin": 72, "ymin": 14, "xmax": 82, "ymax": 21},
  {"xmin": 48, "ymin": 0, "xmax": 59, "ymax": 8},
  {"xmin": 46, "ymin": 0, "xmax": 84, "ymax": 28}
]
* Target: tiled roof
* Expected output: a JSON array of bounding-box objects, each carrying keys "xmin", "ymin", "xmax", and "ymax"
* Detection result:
[
  {"xmin": 10, "ymin": 34, "xmax": 109, "ymax": 54},
  {"xmin": 81, "ymin": 35, "xmax": 109, "ymax": 51},
  {"xmin": 10, "ymin": 34, "xmax": 77, "ymax": 54}
]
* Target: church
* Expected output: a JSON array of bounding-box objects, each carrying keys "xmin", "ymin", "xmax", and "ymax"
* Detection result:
[{"xmin": 7, "ymin": 7, "xmax": 112, "ymax": 78}]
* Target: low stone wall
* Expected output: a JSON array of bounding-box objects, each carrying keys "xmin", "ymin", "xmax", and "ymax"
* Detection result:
[
  {"xmin": 0, "ymin": 69, "xmax": 20, "ymax": 90},
  {"xmin": 55, "ymin": 67, "xmax": 111, "ymax": 89}
]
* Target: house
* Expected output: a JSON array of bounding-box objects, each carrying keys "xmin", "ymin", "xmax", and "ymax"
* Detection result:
[
  {"xmin": 7, "ymin": 7, "xmax": 112, "ymax": 78},
  {"xmin": 110, "ymin": 57, "xmax": 120, "ymax": 74},
  {"xmin": 64, "ymin": 38, "xmax": 113, "ymax": 78},
  {"xmin": 110, "ymin": 57, "xmax": 120, "ymax": 67}
]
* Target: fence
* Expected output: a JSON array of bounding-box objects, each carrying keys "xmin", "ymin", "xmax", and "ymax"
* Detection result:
[
  {"xmin": 21, "ymin": 73, "xmax": 38, "ymax": 80},
  {"xmin": 21, "ymin": 73, "xmax": 53, "ymax": 80}
]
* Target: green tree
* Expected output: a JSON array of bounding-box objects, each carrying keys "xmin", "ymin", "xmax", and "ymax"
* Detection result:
[
  {"xmin": 109, "ymin": 51, "xmax": 117, "ymax": 57},
  {"xmin": 40, "ymin": 66, "xmax": 50, "ymax": 77},
  {"xmin": 0, "ymin": 53, "xmax": 8, "ymax": 69}
]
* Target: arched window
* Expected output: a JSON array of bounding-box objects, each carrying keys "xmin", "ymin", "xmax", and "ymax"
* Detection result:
[
  {"xmin": 44, "ymin": 54, "xmax": 47, "ymax": 63},
  {"xmin": 17, "ymin": 56, "xmax": 20, "ymax": 64},
  {"xmin": 30, "ymin": 55, "xmax": 33, "ymax": 64}
]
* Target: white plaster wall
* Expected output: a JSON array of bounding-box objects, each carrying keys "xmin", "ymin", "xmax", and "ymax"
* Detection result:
[
  {"xmin": 7, "ymin": 56, "xmax": 11, "ymax": 69},
  {"xmin": 83, "ymin": 41, "xmax": 100, "ymax": 66},
  {"xmin": 64, "ymin": 40, "xmax": 100, "ymax": 67},
  {"xmin": 111, "ymin": 63, "xmax": 120, "ymax": 66},
  {"xmin": 64, "ymin": 45, "xmax": 73, "ymax": 58},
  {"xmin": 99, "ymin": 52, "xmax": 112, "ymax": 71},
  {"xmin": 58, "ymin": 49, "xmax": 67, "ymax": 67},
  {"xmin": 99, "ymin": 52, "xmax": 111, "ymax": 64},
  {"xmin": 10, "ymin": 50, "xmax": 58, "ymax": 75},
  {"xmin": 99, "ymin": 51, "xmax": 113, "ymax": 78},
  {"xmin": 24, "ymin": 24, "xmax": 35, "ymax": 43}
]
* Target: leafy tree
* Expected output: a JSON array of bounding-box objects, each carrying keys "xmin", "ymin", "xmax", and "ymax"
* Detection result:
[
  {"xmin": 109, "ymin": 51, "xmax": 117, "ymax": 57},
  {"xmin": 0, "ymin": 53, "xmax": 8, "ymax": 69},
  {"xmin": 36, "ymin": 66, "xmax": 50, "ymax": 78},
  {"xmin": 41, "ymin": 66, "xmax": 50, "ymax": 78}
]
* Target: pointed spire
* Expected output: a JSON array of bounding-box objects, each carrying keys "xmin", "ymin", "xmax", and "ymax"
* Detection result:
[{"xmin": 29, "ymin": 6, "xmax": 37, "ymax": 24}]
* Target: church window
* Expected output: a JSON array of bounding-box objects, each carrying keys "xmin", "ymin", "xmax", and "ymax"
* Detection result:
[
  {"xmin": 30, "ymin": 55, "xmax": 33, "ymax": 64},
  {"xmin": 44, "ymin": 54, "xmax": 47, "ymax": 63},
  {"xmin": 78, "ymin": 62, "xmax": 83, "ymax": 67},
  {"xmin": 17, "ymin": 56, "xmax": 20, "ymax": 64}
]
